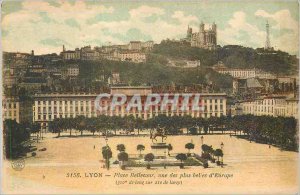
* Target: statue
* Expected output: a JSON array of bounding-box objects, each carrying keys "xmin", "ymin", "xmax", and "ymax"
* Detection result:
[{"xmin": 150, "ymin": 125, "xmax": 167, "ymax": 143}]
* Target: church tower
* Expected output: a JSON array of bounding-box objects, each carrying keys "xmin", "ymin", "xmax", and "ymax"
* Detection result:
[
  {"xmin": 212, "ymin": 22, "xmax": 217, "ymax": 45},
  {"xmin": 212, "ymin": 22, "xmax": 217, "ymax": 32},
  {"xmin": 199, "ymin": 21, "xmax": 205, "ymax": 32},
  {"xmin": 186, "ymin": 25, "xmax": 193, "ymax": 40}
]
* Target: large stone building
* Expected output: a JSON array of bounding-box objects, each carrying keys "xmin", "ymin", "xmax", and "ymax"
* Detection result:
[
  {"xmin": 2, "ymin": 97, "xmax": 33, "ymax": 124},
  {"xmin": 32, "ymin": 87, "xmax": 227, "ymax": 131},
  {"xmin": 3, "ymin": 68, "xmax": 18, "ymax": 88},
  {"xmin": 128, "ymin": 41, "xmax": 142, "ymax": 51},
  {"xmin": 212, "ymin": 62, "xmax": 275, "ymax": 79},
  {"xmin": 187, "ymin": 22, "xmax": 217, "ymax": 50},
  {"xmin": 239, "ymin": 96, "xmax": 298, "ymax": 118},
  {"xmin": 117, "ymin": 50, "xmax": 146, "ymax": 63},
  {"xmin": 2, "ymin": 97, "xmax": 20, "ymax": 123},
  {"xmin": 61, "ymin": 64, "xmax": 79, "ymax": 79},
  {"xmin": 61, "ymin": 46, "xmax": 81, "ymax": 60}
]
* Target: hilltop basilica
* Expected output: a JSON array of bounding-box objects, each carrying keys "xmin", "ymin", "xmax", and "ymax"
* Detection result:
[{"xmin": 186, "ymin": 22, "xmax": 217, "ymax": 50}]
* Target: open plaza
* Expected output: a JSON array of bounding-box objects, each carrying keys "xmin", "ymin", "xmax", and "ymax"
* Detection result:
[{"xmin": 2, "ymin": 133, "xmax": 298, "ymax": 194}]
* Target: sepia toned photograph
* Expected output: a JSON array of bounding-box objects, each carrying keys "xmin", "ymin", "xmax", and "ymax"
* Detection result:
[{"xmin": 1, "ymin": 0, "xmax": 299, "ymax": 194}]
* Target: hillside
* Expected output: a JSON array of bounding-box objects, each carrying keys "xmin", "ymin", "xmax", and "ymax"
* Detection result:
[{"xmin": 152, "ymin": 40, "xmax": 298, "ymax": 75}]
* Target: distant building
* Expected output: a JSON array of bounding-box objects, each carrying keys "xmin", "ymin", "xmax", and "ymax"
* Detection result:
[
  {"xmin": 233, "ymin": 78, "xmax": 264, "ymax": 95},
  {"xmin": 286, "ymin": 98, "xmax": 299, "ymax": 118},
  {"xmin": 187, "ymin": 22, "xmax": 217, "ymax": 50},
  {"xmin": 108, "ymin": 72, "xmax": 120, "ymax": 85},
  {"xmin": 2, "ymin": 97, "xmax": 20, "ymax": 123},
  {"xmin": 141, "ymin": 41, "xmax": 154, "ymax": 51},
  {"xmin": 3, "ymin": 67, "xmax": 17, "ymax": 88},
  {"xmin": 277, "ymin": 76, "xmax": 297, "ymax": 92},
  {"xmin": 229, "ymin": 103, "xmax": 243, "ymax": 117},
  {"xmin": 3, "ymin": 52, "xmax": 32, "ymax": 68},
  {"xmin": 232, "ymin": 76, "xmax": 297, "ymax": 96},
  {"xmin": 28, "ymin": 64, "xmax": 47, "ymax": 73},
  {"xmin": 19, "ymin": 72, "xmax": 48, "ymax": 93},
  {"xmin": 240, "ymin": 96, "xmax": 298, "ymax": 118},
  {"xmin": 61, "ymin": 64, "xmax": 79, "ymax": 79},
  {"xmin": 128, "ymin": 41, "xmax": 142, "ymax": 51},
  {"xmin": 212, "ymin": 62, "xmax": 275, "ymax": 79},
  {"xmin": 185, "ymin": 60, "xmax": 200, "ymax": 68},
  {"xmin": 61, "ymin": 49, "xmax": 81, "ymax": 60},
  {"xmin": 117, "ymin": 50, "xmax": 146, "ymax": 63},
  {"xmin": 60, "ymin": 41, "xmax": 152, "ymax": 62}
]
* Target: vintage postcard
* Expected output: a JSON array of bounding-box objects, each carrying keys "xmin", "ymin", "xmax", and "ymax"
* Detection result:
[{"xmin": 1, "ymin": 0, "xmax": 299, "ymax": 194}]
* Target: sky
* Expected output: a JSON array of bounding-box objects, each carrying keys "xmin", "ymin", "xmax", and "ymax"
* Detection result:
[{"xmin": 1, "ymin": 0, "xmax": 299, "ymax": 55}]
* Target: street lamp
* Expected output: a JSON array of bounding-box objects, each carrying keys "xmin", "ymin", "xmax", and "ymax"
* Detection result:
[
  {"xmin": 104, "ymin": 137, "xmax": 109, "ymax": 170},
  {"xmin": 164, "ymin": 151, "xmax": 167, "ymax": 169},
  {"xmin": 220, "ymin": 142, "xmax": 224, "ymax": 166},
  {"xmin": 200, "ymin": 136, "xmax": 204, "ymax": 154}
]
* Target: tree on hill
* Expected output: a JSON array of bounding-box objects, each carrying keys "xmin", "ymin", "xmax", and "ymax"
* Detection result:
[{"xmin": 152, "ymin": 40, "xmax": 296, "ymax": 75}]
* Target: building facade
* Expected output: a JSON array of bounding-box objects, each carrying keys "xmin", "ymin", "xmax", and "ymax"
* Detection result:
[
  {"xmin": 212, "ymin": 62, "xmax": 275, "ymax": 79},
  {"xmin": 128, "ymin": 41, "xmax": 142, "ymax": 51},
  {"xmin": 61, "ymin": 49, "xmax": 81, "ymax": 60},
  {"xmin": 32, "ymin": 87, "xmax": 227, "ymax": 130},
  {"xmin": 118, "ymin": 51, "xmax": 146, "ymax": 63},
  {"xmin": 2, "ymin": 97, "xmax": 20, "ymax": 123},
  {"xmin": 240, "ymin": 96, "xmax": 298, "ymax": 118},
  {"xmin": 61, "ymin": 64, "xmax": 79, "ymax": 79}
]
